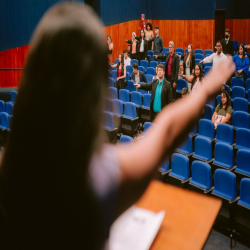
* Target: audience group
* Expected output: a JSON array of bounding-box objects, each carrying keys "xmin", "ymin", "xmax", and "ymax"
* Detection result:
[{"xmin": 107, "ymin": 25, "xmax": 249, "ymax": 127}]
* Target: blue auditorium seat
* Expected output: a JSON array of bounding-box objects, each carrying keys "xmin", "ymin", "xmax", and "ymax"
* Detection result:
[
  {"xmin": 231, "ymin": 77, "xmax": 244, "ymax": 88},
  {"xmin": 204, "ymin": 66, "xmax": 212, "ymax": 76},
  {"xmin": 108, "ymin": 87, "xmax": 118, "ymax": 100},
  {"xmin": 192, "ymin": 136, "xmax": 213, "ymax": 163},
  {"xmin": 111, "ymin": 99, "xmax": 123, "ymax": 133},
  {"xmin": 103, "ymin": 111, "xmax": 117, "ymax": 143},
  {"xmin": 204, "ymin": 49, "xmax": 213, "ymax": 57},
  {"xmin": 188, "ymin": 161, "xmax": 213, "ymax": 194},
  {"xmin": 144, "ymin": 122, "xmax": 155, "ymax": 131},
  {"xmin": 198, "ymin": 119, "xmax": 215, "ymax": 140},
  {"xmin": 175, "ymin": 134, "xmax": 193, "ymax": 160},
  {"xmin": 176, "ymin": 79, "xmax": 188, "ymax": 94},
  {"xmin": 104, "ymin": 98, "xmax": 112, "ymax": 112},
  {"xmin": 126, "ymin": 65, "xmax": 133, "ymax": 75},
  {"xmin": 0, "ymin": 100, "xmax": 5, "ymax": 113},
  {"xmin": 149, "ymin": 61, "xmax": 158, "ymax": 68},
  {"xmin": 195, "ymin": 49, "xmax": 203, "ymax": 55},
  {"xmin": 176, "ymin": 48, "xmax": 184, "ymax": 54},
  {"xmin": 235, "ymin": 128, "xmax": 250, "ymax": 150},
  {"xmin": 119, "ymin": 89, "xmax": 130, "ymax": 103},
  {"xmin": 212, "ymin": 143, "xmax": 235, "ymax": 172},
  {"xmin": 110, "ymin": 70, "xmax": 117, "ymax": 81},
  {"xmin": 120, "ymin": 135, "xmax": 133, "ymax": 143},
  {"xmin": 108, "ymin": 77, "xmax": 115, "ymax": 87},
  {"xmin": 146, "ymin": 67, "xmax": 155, "ymax": 76},
  {"xmin": 168, "ymin": 153, "xmax": 191, "ymax": 188},
  {"xmin": 138, "ymin": 66, "xmax": 145, "ymax": 73},
  {"xmin": 195, "ymin": 53, "xmax": 203, "ymax": 60},
  {"xmin": 233, "ymin": 40, "xmax": 239, "ymax": 51},
  {"xmin": 204, "ymin": 104, "xmax": 214, "ymax": 120},
  {"xmin": 10, "ymin": 90, "xmax": 18, "ymax": 103},
  {"xmin": 121, "ymin": 102, "xmax": 139, "ymax": 137},
  {"xmin": 126, "ymin": 80, "xmax": 136, "ymax": 92},
  {"xmin": 0, "ymin": 112, "xmax": 9, "ymax": 129},
  {"xmin": 140, "ymin": 60, "xmax": 148, "ymax": 69},
  {"xmin": 233, "ymin": 97, "xmax": 248, "ymax": 113},
  {"xmin": 232, "ymin": 86, "xmax": 245, "ymax": 101},
  {"xmin": 232, "ymin": 111, "xmax": 250, "ymax": 130},
  {"xmin": 141, "ymin": 94, "xmax": 151, "ymax": 123},
  {"xmin": 5, "ymin": 102, "xmax": 13, "ymax": 116},
  {"xmin": 148, "ymin": 50, "xmax": 154, "ymax": 60},
  {"xmin": 216, "ymin": 124, "xmax": 234, "ymax": 145},
  {"xmin": 238, "ymin": 178, "xmax": 250, "ymax": 208},
  {"xmin": 125, "ymin": 72, "xmax": 130, "ymax": 81},
  {"xmin": 235, "ymin": 150, "xmax": 250, "ymax": 179},
  {"xmin": 246, "ymin": 79, "xmax": 250, "ymax": 93},
  {"xmin": 145, "ymin": 74, "xmax": 154, "ymax": 83},
  {"xmin": 114, "ymin": 58, "xmax": 119, "ymax": 64},
  {"xmin": 131, "ymin": 59, "xmax": 138, "ymax": 66},
  {"xmin": 131, "ymin": 91, "xmax": 142, "ymax": 107}
]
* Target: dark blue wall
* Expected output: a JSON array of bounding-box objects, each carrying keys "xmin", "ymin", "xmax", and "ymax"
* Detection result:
[
  {"xmin": 216, "ymin": 0, "xmax": 250, "ymax": 19},
  {"xmin": 0, "ymin": 0, "xmax": 68, "ymax": 51},
  {"xmin": 100, "ymin": 0, "xmax": 147, "ymax": 26},
  {"xmin": 151, "ymin": 0, "xmax": 215, "ymax": 20}
]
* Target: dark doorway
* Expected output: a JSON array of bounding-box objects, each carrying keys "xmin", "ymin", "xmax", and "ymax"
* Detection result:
[{"xmin": 215, "ymin": 10, "xmax": 226, "ymax": 47}]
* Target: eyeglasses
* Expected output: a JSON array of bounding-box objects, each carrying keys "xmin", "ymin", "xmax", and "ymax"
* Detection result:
[{"xmin": 169, "ymin": 47, "xmax": 173, "ymax": 49}]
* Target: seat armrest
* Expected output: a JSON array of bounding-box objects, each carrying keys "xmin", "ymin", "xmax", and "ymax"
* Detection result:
[
  {"xmin": 182, "ymin": 177, "xmax": 192, "ymax": 184},
  {"xmin": 229, "ymin": 196, "xmax": 240, "ymax": 204}
]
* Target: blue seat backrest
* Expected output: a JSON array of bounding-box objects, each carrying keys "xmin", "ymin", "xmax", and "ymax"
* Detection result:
[
  {"xmin": 119, "ymin": 89, "xmax": 130, "ymax": 102},
  {"xmin": 120, "ymin": 135, "xmax": 133, "ymax": 143},
  {"xmin": 5, "ymin": 102, "xmax": 13, "ymax": 116},
  {"xmin": 233, "ymin": 97, "xmax": 248, "ymax": 112},
  {"xmin": 0, "ymin": 100, "xmax": 5, "ymax": 113},
  {"xmin": 216, "ymin": 124, "xmax": 234, "ymax": 145},
  {"xmin": 0, "ymin": 112, "xmax": 9, "ymax": 129},
  {"xmin": 131, "ymin": 91, "xmax": 142, "ymax": 106},
  {"xmin": 103, "ymin": 111, "xmax": 115, "ymax": 129},
  {"xmin": 231, "ymin": 77, "xmax": 244, "ymax": 88},
  {"xmin": 112, "ymin": 99, "xmax": 123, "ymax": 115},
  {"xmin": 236, "ymin": 128, "xmax": 250, "ymax": 149},
  {"xmin": 124, "ymin": 102, "xmax": 137, "ymax": 118},
  {"xmin": 214, "ymin": 143, "xmax": 234, "ymax": 168},
  {"xmin": 198, "ymin": 119, "xmax": 215, "ymax": 139},
  {"xmin": 171, "ymin": 153, "xmax": 190, "ymax": 179},
  {"xmin": 143, "ymin": 94, "xmax": 151, "ymax": 108},
  {"xmin": 232, "ymin": 86, "xmax": 245, "ymax": 99},
  {"xmin": 239, "ymin": 178, "xmax": 250, "ymax": 208},
  {"xmin": 213, "ymin": 169, "xmax": 237, "ymax": 200},
  {"xmin": 194, "ymin": 136, "xmax": 212, "ymax": 160},
  {"xmin": 108, "ymin": 87, "xmax": 118, "ymax": 100},
  {"xmin": 233, "ymin": 111, "xmax": 250, "ymax": 129}
]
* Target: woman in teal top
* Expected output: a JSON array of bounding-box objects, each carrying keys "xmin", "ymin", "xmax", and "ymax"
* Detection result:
[{"xmin": 232, "ymin": 43, "xmax": 249, "ymax": 79}]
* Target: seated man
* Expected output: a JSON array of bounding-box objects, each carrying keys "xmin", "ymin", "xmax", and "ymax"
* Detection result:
[
  {"xmin": 131, "ymin": 63, "xmax": 147, "ymax": 84},
  {"xmin": 134, "ymin": 64, "xmax": 172, "ymax": 121}
]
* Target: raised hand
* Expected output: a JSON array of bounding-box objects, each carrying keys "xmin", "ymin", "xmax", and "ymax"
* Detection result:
[{"xmin": 203, "ymin": 57, "xmax": 235, "ymax": 97}]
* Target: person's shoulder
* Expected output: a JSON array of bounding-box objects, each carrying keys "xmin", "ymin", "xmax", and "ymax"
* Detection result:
[
  {"xmin": 227, "ymin": 105, "xmax": 233, "ymax": 110},
  {"xmin": 139, "ymin": 70, "xmax": 145, "ymax": 75},
  {"xmin": 164, "ymin": 78, "xmax": 171, "ymax": 86}
]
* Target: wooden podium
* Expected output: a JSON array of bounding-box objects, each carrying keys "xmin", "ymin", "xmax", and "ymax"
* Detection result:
[{"xmin": 136, "ymin": 181, "xmax": 222, "ymax": 250}]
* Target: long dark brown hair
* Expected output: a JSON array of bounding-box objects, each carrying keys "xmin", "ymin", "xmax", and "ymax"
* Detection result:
[
  {"xmin": 0, "ymin": 2, "xmax": 108, "ymax": 249},
  {"xmin": 191, "ymin": 63, "xmax": 203, "ymax": 90},
  {"xmin": 184, "ymin": 44, "xmax": 193, "ymax": 68},
  {"xmin": 219, "ymin": 90, "xmax": 230, "ymax": 109},
  {"xmin": 117, "ymin": 53, "xmax": 125, "ymax": 73},
  {"xmin": 239, "ymin": 43, "xmax": 246, "ymax": 62}
]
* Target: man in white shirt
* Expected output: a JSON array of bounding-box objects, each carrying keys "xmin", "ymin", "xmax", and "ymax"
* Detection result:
[
  {"xmin": 200, "ymin": 40, "xmax": 227, "ymax": 68},
  {"xmin": 123, "ymin": 49, "xmax": 131, "ymax": 66}
]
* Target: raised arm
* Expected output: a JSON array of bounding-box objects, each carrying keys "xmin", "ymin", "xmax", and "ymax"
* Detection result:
[
  {"xmin": 182, "ymin": 74, "xmax": 194, "ymax": 83},
  {"xmin": 125, "ymin": 39, "xmax": 132, "ymax": 44},
  {"xmin": 110, "ymin": 63, "xmax": 117, "ymax": 68},
  {"xmin": 134, "ymin": 81, "xmax": 152, "ymax": 91},
  {"xmin": 115, "ymin": 57, "xmax": 235, "ymax": 216},
  {"xmin": 201, "ymin": 53, "xmax": 214, "ymax": 64}
]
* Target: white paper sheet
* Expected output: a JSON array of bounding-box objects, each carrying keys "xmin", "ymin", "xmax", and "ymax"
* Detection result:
[{"xmin": 108, "ymin": 206, "xmax": 165, "ymax": 250}]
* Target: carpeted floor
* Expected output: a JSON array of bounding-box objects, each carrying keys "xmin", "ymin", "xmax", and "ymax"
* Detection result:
[{"xmin": 203, "ymin": 230, "xmax": 250, "ymax": 250}]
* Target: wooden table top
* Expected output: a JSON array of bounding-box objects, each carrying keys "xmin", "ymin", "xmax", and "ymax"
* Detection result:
[{"xmin": 136, "ymin": 181, "xmax": 222, "ymax": 250}]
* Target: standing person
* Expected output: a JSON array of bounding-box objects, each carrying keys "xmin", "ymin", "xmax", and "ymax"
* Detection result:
[
  {"xmin": 145, "ymin": 22, "xmax": 154, "ymax": 51},
  {"xmin": 123, "ymin": 49, "xmax": 131, "ymax": 66},
  {"xmin": 126, "ymin": 32, "xmax": 139, "ymax": 60},
  {"xmin": 154, "ymin": 41, "xmax": 179, "ymax": 100},
  {"xmin": 0, "ymin": 2, "xmax": 235, "ymax": 249},
  {"xmin": 107, "ymin": 35, "xmax": 113, "ymax": 63},
  {"xmin": 131, "ymin": 63, "xmax": 147, "ymax": 84},
  {"xmin": 178, "ymin": 44, "xmax": 195, "ymax": 91},
  {"xmin": 221, "ymin": 29, "xmax": 234, "ymax": 56},
  {"xmin": 200, "ymin": 40, "xmax": 227, "ymax": 68},
  {"xmin": 110, "ymin": 53, "xmax": 127, "ymax": 92},
  {"xmin": 134, "ymin": 64, "xmax": 173, "ymax": 121},
  {"xmin": 182, "ymin": 64, "xmax": 204, "ymax": 96},
  {"xmin": 233, "ymin": 43, "xmax": 249, "ymax": 83},
  {"xmin": 148, "ymin": 26, "xmax": 163, "ymax": 58},
  {"xmin": 135, "ymin": 29, "xmax": 148, "ymax": 64}
]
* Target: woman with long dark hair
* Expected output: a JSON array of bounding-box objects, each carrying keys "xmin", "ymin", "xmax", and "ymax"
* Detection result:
[
  {"xmin": 179, "ymin": 44, "xmax": 195, "ymax": 92},
  {"xmin": 212, "ymin": 90, "xmax": 232, "ymax": 128},
  {"xmin": 233, "ymin": 43, "xmax": 249, "ymax": 83},
  {"xmin": 145, "ymin": 22, "xmax": 154, "ymax": 50},
  {"xmin": 110, "ymin": 53, "xmax": 126, "ymax": 92},
  {"xmin": 182, "ymin": 63, "xmax": 204, "ymax": 95},
  {"xmin": 0, "ymin": 2, "xmax": 235, "ymax": 249},
  {"xmin": 135, "ymin": 29, "xmax": 148, "ymax": 64}
]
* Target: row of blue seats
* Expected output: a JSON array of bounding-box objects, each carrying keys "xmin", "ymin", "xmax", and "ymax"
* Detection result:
[
  {"xmin": 0, "ymin": 100, "xmax": 14, "ymax": 116},
  {"xmin": 0, "ymin": 112, "xmax": 12, "ymax": 130}
]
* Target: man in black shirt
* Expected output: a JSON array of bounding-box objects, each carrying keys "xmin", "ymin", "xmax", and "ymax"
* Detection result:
[{"xmin": 221, "ymin": 29, "xmax": 234, "ymax": 56}]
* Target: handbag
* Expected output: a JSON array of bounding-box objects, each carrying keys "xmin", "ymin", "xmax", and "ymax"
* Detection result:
[{"xmin": 235, "ymin": 71, "xmax": 243, "ymax": 78}]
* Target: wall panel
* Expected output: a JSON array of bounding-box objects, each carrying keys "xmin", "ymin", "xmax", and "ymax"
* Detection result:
[{"xmin": 225, "ymin": 19, "xmax": 250, "ymax": 45}]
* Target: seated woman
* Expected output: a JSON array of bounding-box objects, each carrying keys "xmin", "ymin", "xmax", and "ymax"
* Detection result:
[
  {"xmin": 182, "ymin": 63, "xmax": 204, "ymax": 95},
  {"xmin": 233, "ymin": 43, "xmax": 249, "ymax": 83},
  {"xmin": 212, "ymin": 90, "xmax": 232, "ymax": 128}
]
